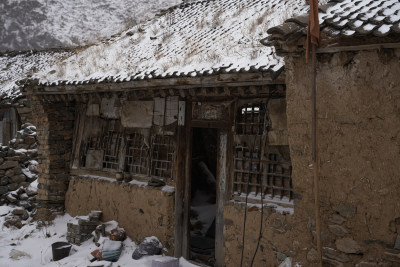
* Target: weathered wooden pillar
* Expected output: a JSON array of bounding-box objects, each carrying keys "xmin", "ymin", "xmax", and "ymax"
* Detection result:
[{"xmin": 30, "ymin": 95, "xmax": 75, "ymax": 211}]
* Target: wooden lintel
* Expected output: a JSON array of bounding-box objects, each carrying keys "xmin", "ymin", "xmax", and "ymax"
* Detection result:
[{"xmin": 29, "ymin": 72, "xmax": 285, "ymax": 95}]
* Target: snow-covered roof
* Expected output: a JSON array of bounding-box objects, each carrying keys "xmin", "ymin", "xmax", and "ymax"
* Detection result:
[
  {"xmin": 31, "ymin": 0, "xmax": 310, "ymax": 87},
  {"xmin": 265, "ymin": 0, "xmax": 400, "ymax": 48},
  {"xmin": 0, "ymin": 49, "xmax": 72, "ymax": 102}
]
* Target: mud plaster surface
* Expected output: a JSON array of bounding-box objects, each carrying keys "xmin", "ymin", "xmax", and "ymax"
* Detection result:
[
  {"xmin": 284, "ymin": 48, "xmax": 400, "ymax": 266},
  {"xmin": 65, "ymin": 176, "xmax": 175, "ymax": 255}
]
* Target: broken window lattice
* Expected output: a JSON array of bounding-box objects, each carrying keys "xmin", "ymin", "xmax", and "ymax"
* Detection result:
[
  {"xmin": 236, "ymin": 103, "xmax": 265, "ymax": 135},
  {"xmin": 233, "ymin": 145, "xmax": 293, "ymax": 201},
  {"xmin": 102, "ymin": 131, "xmax": 123, "ymax": 170},
  {"xmin": 124, "ymin": 132, "xmax": 149, "ymax": 175},
  {"xmin": 150, "ymin": 135, "xmax": 174, "ymax": 180}
]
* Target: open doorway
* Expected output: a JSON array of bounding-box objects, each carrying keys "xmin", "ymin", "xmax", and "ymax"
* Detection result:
[{"xmin": 189, "ymin": 127, "xmax": 217, "ymax": 266}]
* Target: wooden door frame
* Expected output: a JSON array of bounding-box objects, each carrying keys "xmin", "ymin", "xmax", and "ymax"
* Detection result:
[{"xmin": 174, "ymin": 100, "xmax": 233, "ymax": 267}]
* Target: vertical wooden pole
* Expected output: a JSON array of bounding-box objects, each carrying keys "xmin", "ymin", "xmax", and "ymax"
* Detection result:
[
  {"xmin": 311, "ymin": 45, "xmax": 323, "ymax": 267},
  {"xmin": 215, "ymin": 130, "xmax": 227, "ymax": 267},
  {"xmin": 182, "ymin": 101, "xmax": 192, "ymax": 259}
]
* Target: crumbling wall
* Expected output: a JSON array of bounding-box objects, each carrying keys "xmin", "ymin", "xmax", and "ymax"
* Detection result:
[
  {"xmin": 65, "ymin": 176, "xmax": 175, "ymax": 255},
  {"xmin": 284, "ymin": 48, "xmax": 400, "ymax": 266},
  {"xmin": 223, "ymin": 202, "xmax": 295, "ymax": 267}
]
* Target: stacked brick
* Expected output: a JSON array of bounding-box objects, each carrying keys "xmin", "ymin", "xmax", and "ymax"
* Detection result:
[
  {"xmin": 67, "ymin": 211, "xmax": 103, "ymax": 245},
  {"xmin": 30, "ymin": 96, "xmax": 76, "ymax": 206}
]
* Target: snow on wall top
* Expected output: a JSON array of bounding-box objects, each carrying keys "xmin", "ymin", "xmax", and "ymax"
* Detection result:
[
  {"xmin": 265, "ymin": 0, "xmax": 400, "ymax": 46},
  {"xmin": 0, "ymin": 50, "xmax": 72, "ymax": 102},
  {"xmin": 33, "ymin": 0, "xmax": 310, "ymax": 87}
]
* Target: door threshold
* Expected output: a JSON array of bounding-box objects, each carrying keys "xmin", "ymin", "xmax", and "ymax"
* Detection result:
[{"xmin": 187, "ymin": 259, "xmax": 210, "ymax": 267}]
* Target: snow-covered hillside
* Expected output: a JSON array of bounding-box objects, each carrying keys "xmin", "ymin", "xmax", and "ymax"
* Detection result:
[{"xmin": 0, "ymin": 0, "xmax": 181, "ymax": 52}]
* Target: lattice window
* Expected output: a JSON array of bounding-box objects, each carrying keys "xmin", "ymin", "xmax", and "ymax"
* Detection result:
[
  {"xmin": 263, "ymin": 153, "xmax": 292, "ymax": 200},
  {"xmin": 233, "ymin": 145, "xmax": 293, "ymax": 201},
  {"xmin": 236, "ymin": 103, "xmax": 266, "ymax": 135},
  {"xmin": 102, "ymin": 131, "xmax": 123, "ymax": 170},
  {"xmin": 80, "ymin": 136, "xmax": 102, "ymax": 167},
  {"xmin": 150, "ymin": 135, "xmax": 174, "ymax": 179},
  {"xmin": 233, "ymin": 145, "xmax": 262, "ymax": 195},
  {"xmin": 124, "ymin": 132, "xmax": 149, "ymax": 175}
]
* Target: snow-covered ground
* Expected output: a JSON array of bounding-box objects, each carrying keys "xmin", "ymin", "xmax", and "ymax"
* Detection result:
[
  {"xmin": 0, "ymin": 0, "xmax": 181, "ymax": 52},
  {"xmin": 0, "ymin": 213, "xmax": 196, "ymax": 267}
]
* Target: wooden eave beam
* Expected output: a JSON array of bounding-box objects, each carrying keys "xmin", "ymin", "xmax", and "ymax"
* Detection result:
[{"xmin": 29, "ymin": 72, "xmax": 286, "ymax": 95}]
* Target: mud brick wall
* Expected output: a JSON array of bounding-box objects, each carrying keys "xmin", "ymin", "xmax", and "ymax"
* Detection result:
[
  {"xmin": 65, "ymin": 176, "xmax": 175, "ymax": 255},
  {"xmin": 223, "ymin": 203, "xmax": 295, "ymax": 267},
  {"xmin": 30, "ymin": 96, "xmax": 75, "ymax": 206},
  {"xmin": 283, "ymin": 48, "xmax": 400, "ymax": 266}
]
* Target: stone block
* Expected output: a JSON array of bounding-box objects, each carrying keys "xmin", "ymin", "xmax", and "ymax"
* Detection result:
[
  {"xmin": 12, "ymin": 208, "xmax": 25, "ymax": 215},
  {"xmin": 328, "ymin": 225, "xmax": 348, "ymax": 237},
  {"xmin": 5, "ymin": 169, "xmax": 15, "ymax": 177},
  {"xmin": 7, "ymin": 183, "xmax": 19, "ymax": 191},
  {"xmin": 336, "ymin": 238, "xmax": 363, "ymax": 254},
  {"xmin": 0, "ymin": 186, "xmax": 8, "ymax": 195},
  {"xmin": 328, "ymin": 214, "xmax": 347, "ymax": 225},
  {"xmin": 6, "ymin": 193, "xmax": 18, "ymax": 203},
  {"xmin": 334, "ymin": 202, "xmax": 357, "ymax": 218},
  {"xmin": 394, "ymin": 235, "xmax": 400, "ymax": 250},
  {"xmin": 323, "ymin": 247, "xmax": 350, "ymax": 262},
  {"xmin": 0, "ymin": 176, "xmax": 7, "ymax": 186},
  {"xmin": 307, "ymin": 248, "xmax": 319, "ymax": 263},
  {"xmin": 0, "ymin": 161, "xmax": 18, "ymax": 170},
  {"xmin": 10, "ymin": 174, "xmax": 26, "ymax": 184}
]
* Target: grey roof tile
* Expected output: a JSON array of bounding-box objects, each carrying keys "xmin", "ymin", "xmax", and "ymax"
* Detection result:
[
  {"xmin": 29, "ymin": 0, "xmax": 309, "ymax": 87},
  {"xmin": 267, "ymin": 0, "xmax": 400, "ymax": 45}
]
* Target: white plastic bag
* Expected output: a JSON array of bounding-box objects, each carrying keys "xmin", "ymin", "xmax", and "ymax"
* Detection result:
[{"xmin": 9, "ymin": 249, "xmax": 31, "ymax": 260}]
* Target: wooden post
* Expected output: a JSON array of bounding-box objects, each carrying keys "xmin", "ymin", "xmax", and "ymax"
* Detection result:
[
  {"xmin": 182, "ymin": 102, "xmax": 192, "ymax": 259},
  {"xmin": 311, "ymin": 45, "xmax": 323, "ymax": 267},
  {"xmin": 173, "ymin": 101, "xmax": 189, "ymax": 258},
  {"xmin": 215, "ymin": 131, "xmax": 227, "ymax": 267}
]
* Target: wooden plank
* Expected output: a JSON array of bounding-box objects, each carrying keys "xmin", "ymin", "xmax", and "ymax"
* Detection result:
[
  {"xmin": 173, "ymin": 101, "xmax": 187, "ymax": 258},
  {"xmin": 226, "ymin": 102, "xmax": 235, "ymax": 200},
  {"xmin": 182, "ymin": 101, "xmax": 192, "ymax": 259},
  {"xmin": 117, "ymin": 131, "xmax": 126, "ymax": 172},
  {"xmin": 215, "ymin": 131, "xmax": 227, "ymax": 267},
  {"xmin": 71, "ymin": 105, "xmax": 87, "ymax": 169}
]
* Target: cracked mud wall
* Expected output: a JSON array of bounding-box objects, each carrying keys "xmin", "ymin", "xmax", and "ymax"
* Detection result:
[
  {"xmin": 284, "ymin": 48, "xmax": 400, "ymax": 266},
  {"xmin": 223, "ymin": 202, "xmax": 296, "ymax": 267},
  {"xmin": 65, "ymin": 176, "xmax": 175, "ymax": 255}
]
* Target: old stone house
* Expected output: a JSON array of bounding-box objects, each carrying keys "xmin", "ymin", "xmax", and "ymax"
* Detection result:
[
  {"xmin": 20, "ymin": 0, "xmax": 400, "ymax": 266},
  {"xmin": 263, "ymin": 0, "xmax": 400, "ymax": 266},
  {"xmin": 20, "ymin": 0, "xmax": 307, "ymax": 266}
]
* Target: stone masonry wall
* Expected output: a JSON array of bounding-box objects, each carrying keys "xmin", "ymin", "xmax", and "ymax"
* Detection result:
[
  {"xmin": 30, "ymin": 96, "xmax": 75, "ymax": 206},
  {"xmin": 0, "ymin": 123, "xmax": 38, "ymax": 207},
  {"xmin": 284, "ymin": 48, "xmax": 400, "ymax": 266},
  {"xmin": 65, "ymin": 176, "xmax": 175, "ymax": 255}
]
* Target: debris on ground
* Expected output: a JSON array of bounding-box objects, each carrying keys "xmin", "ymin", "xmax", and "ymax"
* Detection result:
[{"xmin": 132, "ymin": 236, "xmax": 163, "ymax": 260}]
